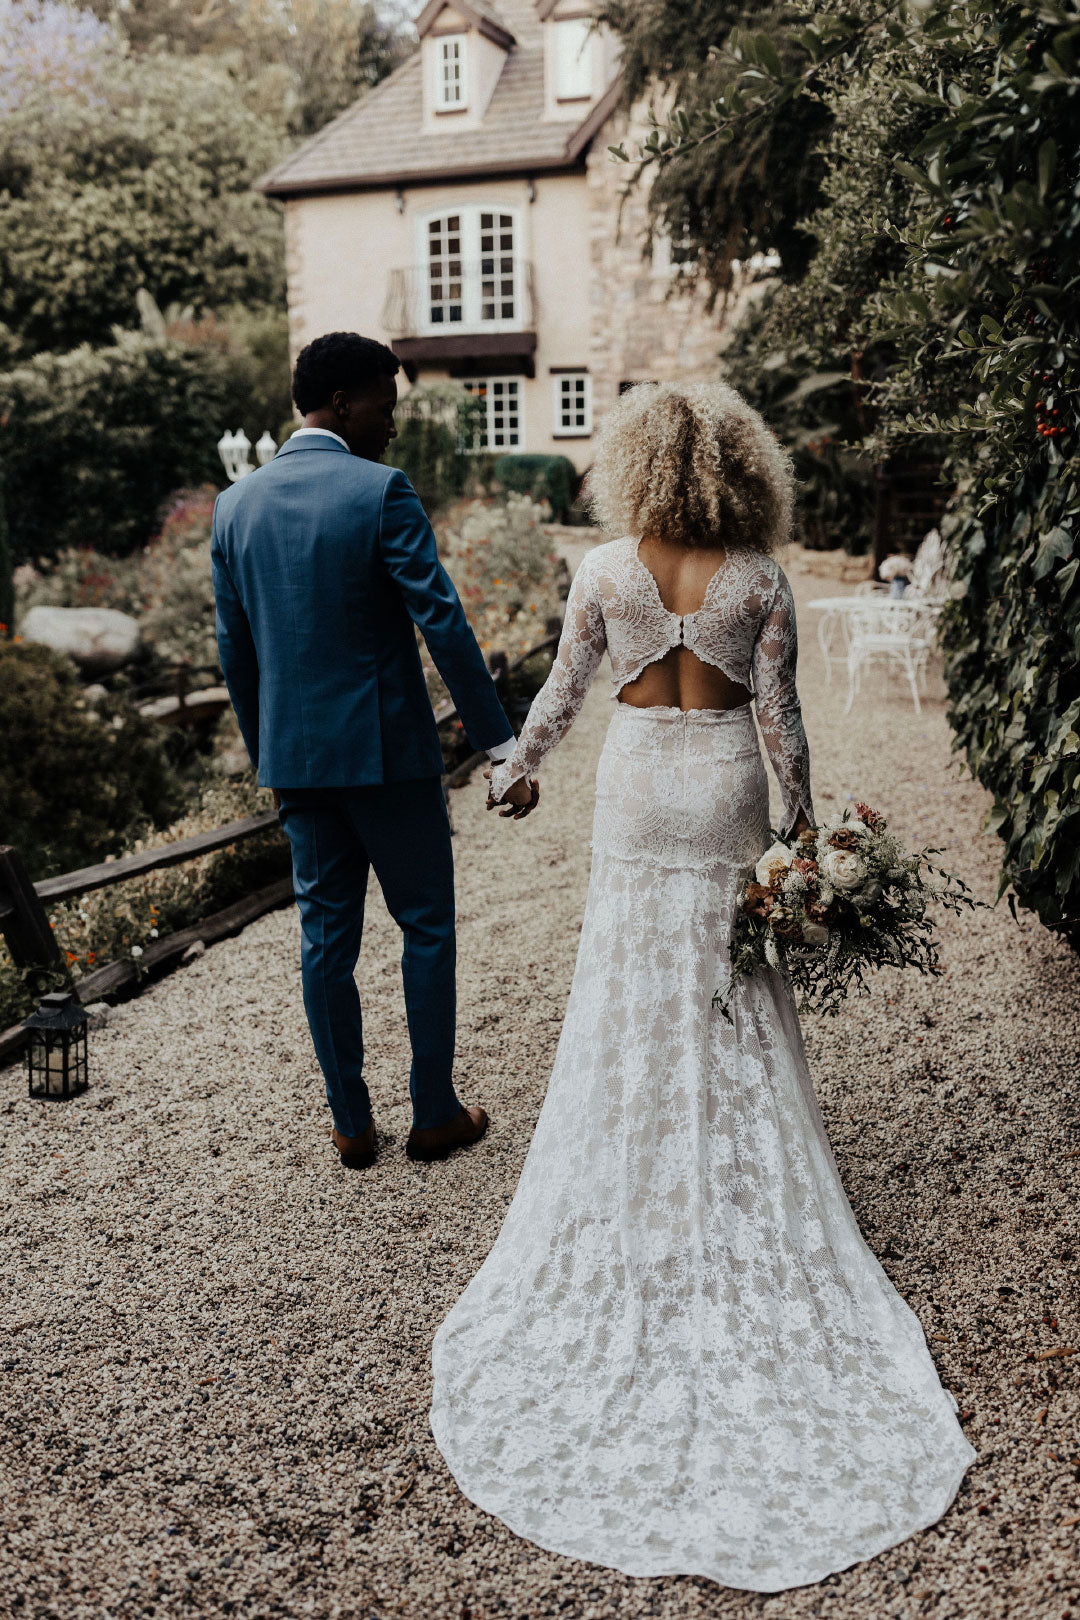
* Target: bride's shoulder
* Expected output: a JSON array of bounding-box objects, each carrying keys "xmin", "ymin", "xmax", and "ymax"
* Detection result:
[{"xmin": 574, "ymin": 535, "xmax": 636, "ymax": 583}]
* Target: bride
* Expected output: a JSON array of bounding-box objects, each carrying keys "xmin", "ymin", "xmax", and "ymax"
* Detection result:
[{"xmin": 430, "ymin": 381, "xmax": 975, "ymax": 1591}]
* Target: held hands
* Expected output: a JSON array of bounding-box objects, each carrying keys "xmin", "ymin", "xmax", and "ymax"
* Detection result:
[{"xmin": 484, "ymin": 767, "xmax": 540, "ymax": 820}]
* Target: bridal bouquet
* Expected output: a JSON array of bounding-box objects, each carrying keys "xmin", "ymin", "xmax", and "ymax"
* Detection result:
[{"xmin": 716, "ymin": 801, "xmax": 978, "ymax": 1019}]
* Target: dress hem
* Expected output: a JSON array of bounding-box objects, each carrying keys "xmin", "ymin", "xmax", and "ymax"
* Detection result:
[{"xmin": 429, "ymin": 1408, "xmax": 976, "ymax": 1594}]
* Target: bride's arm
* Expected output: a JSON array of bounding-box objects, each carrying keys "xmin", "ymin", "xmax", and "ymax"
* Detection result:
[
  {"xmin": 751, "ymin": 567, "xmax": 815, "ymax": 837},
  {"xmin": 487, "ymin": 559, "xmax": 607, "ymax": 803}
]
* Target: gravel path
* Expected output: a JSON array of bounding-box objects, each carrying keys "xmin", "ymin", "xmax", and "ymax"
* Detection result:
[{"xmin": 3, "ymin": 548, "xmax": 1079, "ymax": 1620}]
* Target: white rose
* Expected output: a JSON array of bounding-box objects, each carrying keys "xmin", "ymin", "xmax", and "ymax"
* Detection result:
[
  {"xmin": 801, "ymin": 921, "xmax": 829, "ymax": 948},
  {"xmin": 755, "ymin": 841, "xmax": 794, "ymax": 888},
  {"xmin": 821, "ymin": 847, "xmax": 867, "ymax": 890}
]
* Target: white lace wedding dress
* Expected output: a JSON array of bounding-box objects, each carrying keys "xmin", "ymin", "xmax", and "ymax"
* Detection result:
[{"xmin": 430, "ymin": 538, "xmax": 975, "ymax": 1591}]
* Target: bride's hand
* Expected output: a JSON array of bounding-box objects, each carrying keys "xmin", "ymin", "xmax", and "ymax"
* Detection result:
[{"xmin": 484, "ymin": 768, "xmax": 540, "ymax": 819}]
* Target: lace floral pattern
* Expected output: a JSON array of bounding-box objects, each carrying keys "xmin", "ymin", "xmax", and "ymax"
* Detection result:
[
  {"xmin": 488, "ymin": 538, "xmax": 813, "ymax": 835},
  {"xmin": 433, "ymin": 704, "xmax": 975, "ymax": 1589}
]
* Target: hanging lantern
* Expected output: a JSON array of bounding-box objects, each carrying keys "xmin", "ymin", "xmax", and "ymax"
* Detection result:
[{"xmin": 25, "ymin": 991, "xmax": 89, "ymax": 1101}]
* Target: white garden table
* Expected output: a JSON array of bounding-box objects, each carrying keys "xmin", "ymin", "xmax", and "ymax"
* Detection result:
[{"xmin": 808, "ymin": 593, "xmax": 944, "ymax": 702}]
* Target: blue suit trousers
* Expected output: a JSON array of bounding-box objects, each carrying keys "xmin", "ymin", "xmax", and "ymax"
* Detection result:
[{"xmin": 277, "ymin": 778, "xmax": 460, "ymax": 1136}]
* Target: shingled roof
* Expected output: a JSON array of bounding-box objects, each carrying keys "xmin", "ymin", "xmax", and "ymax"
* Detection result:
[{"xmin": 257, "ymin": 0, "xmax": 622, "ymax": 199}]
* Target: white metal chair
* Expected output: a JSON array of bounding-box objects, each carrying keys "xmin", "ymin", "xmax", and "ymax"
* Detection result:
[{"xmin": 843, "ymin": 599, "xmax": 940, "ymax": 715}]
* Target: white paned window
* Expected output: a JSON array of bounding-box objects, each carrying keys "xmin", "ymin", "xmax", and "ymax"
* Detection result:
[
  {"xmin": 479, "ymin": 210, "xmax": 516, "ymax": 322},
  {"xmin": 554, "ymin": 17, "xmax": 592, "ymax": 100},
  {"xmin": 427, "ymin": 213, "xmax": 464, "ymax": 326},
  {"xmin": 464, "ymin": 378, "xmax": 523, "ymax": 450},
  {"xmin": 553, "ymin": 372, "xmax": 592, "ymax": 436},
  {"xmin": 423, "ymin": 207, "xmax": 519, "ymax": 330},
  {"xmin": 437, "ymin": 34, "xmax": 466, "ymax": 109}
]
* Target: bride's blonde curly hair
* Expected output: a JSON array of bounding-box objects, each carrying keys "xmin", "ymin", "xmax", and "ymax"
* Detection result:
[{"xmin": 585, "ymin": 381, "xmax": 794, "ymax": 554}]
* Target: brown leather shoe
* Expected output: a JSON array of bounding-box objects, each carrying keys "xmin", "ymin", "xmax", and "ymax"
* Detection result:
[
  {"xmin": 406, "ymin": 1104, "xmax": 488, "ymax": 1163},
  {"xmin": 331, "ymin": 1122, "xmax": 377, "ymax": 1169}
]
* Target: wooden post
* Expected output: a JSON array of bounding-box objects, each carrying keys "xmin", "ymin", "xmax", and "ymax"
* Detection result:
[{"xmin": 0, "ymin": 845, "xmax": 65, "ymax": 974}]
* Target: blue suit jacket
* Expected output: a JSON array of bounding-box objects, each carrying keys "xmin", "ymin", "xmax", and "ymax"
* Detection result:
[{"xmin": 211, "ymin": 434, "xmax": 513, "ymax": 787}]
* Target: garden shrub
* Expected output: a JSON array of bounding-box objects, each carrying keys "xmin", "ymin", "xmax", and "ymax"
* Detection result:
[
  {"xmin": 14, "ymin": 486, "xmax": 219, "ymax": 667},
  {"xmin": 425, "ymin": 494, "xmax": 568, "ymax": 708},
  {"xmin": 0, "ymin": 640, "xmax": 183, "ymax": 880},
  {"xmin": 603, "ymin": 0, "xmax": 1079, "ymax": 937},
  {"xmin": 494, "ymin": 454, "xmax": 578, "ymax": 521},
  {"xmin": 0, "ymin": 330, "xmax": 243, "ymax": 563},
  {"xmin": 385, "ymin": 382, "xmax": 490, "ymax": 512},
  {"xmin": 0, "ymin": 771, "xmax": 288, "ymax": 1032}
]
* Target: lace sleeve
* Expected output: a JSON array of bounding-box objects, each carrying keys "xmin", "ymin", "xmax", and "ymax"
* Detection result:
[
  {"xmin": 488, "ymin": 560, "xmax": 607, "ymax": 802},
  {"xmin": 751, "ymin": 568, "xmax": 814, "ymax": 836}
]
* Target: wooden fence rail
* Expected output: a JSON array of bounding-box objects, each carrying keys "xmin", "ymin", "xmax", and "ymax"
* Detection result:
[{"xmin": 0, "ymin": 628, "xmax": 562, "ymax": 1069}]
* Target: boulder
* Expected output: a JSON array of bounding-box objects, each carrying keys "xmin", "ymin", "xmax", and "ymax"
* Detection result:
[{"xmin": 19, "ymin": 606, "xmax": 141, "ymax": 675}]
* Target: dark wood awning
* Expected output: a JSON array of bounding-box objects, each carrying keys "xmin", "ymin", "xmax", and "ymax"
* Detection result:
[{"xmin": 393, "ymin": 331, "xmax": 537, "ymax": 381}]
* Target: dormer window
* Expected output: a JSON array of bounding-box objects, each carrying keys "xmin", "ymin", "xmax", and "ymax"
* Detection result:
[
  {"xmin": 554, "ymin": 17, "xmax": 592, "ymax": 101},
  {"xmin": 436, "ymin": 34, "xmax": 467, "ymax": 110}
]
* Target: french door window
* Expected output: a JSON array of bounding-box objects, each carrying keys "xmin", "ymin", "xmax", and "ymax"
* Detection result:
[
  {"xmin": 424, "ymin": 207, "xmax": 520, "ymax": 332},
  {"xmin": 464, "ymin": 378, "xmax": 523, "ymax": 450},
  {"xmin": 553, "ymin": 371, "xmax": 592, "ymax": 436}
]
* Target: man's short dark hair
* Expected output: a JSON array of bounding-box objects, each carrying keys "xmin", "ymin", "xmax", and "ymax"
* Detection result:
[{"xmin": 291, "ymin": 332, "xmax": 401, "ymax": 415}]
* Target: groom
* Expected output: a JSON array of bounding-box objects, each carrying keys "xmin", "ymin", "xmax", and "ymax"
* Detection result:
[{"xmin": 211, "ymin": 332, "xmax": 537, "ymax": 1170}]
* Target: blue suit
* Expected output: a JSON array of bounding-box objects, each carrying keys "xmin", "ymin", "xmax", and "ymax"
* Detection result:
[{"xmin": 212, "ymin": 434, "xmax": 513, "ymax": 1134}]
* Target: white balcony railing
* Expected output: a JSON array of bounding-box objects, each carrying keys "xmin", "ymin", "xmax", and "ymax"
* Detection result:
[{"xmin": 382, "ymin": 258, "xmax": 536, "ymax": 340}]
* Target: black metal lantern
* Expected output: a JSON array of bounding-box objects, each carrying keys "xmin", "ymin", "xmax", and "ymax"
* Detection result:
[{"xmin": 25, "ymin": 991, "xmax": 89, "ymax": 1100}]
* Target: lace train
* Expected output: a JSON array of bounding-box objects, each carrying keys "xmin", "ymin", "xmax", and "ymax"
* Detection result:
[{"xmin": 431, "ymin": 705, "xmax": 975, "ymax": 1590}]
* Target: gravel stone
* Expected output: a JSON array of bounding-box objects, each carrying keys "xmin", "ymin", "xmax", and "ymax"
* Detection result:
[{"xmin": 2, "ymin": 546, "xmax": 1077, "ymax": 1620}]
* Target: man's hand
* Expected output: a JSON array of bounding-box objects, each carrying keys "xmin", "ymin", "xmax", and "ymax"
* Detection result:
[{"xmin": 483, "ymin": 768, "xmax": 540, "ymax": 819}]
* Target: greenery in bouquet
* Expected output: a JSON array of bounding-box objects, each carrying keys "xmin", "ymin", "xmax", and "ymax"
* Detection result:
[{"xmin": 717, "ymin": 802, "xmax": 978, "ymax": 1019}]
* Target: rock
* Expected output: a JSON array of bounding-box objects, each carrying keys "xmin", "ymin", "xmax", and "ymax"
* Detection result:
[
  {"xmin": 181, "ymin": 941, "xmax": 207, "ymax": 965},
  {"xmin": 81, "ymin": 1002, "xmax": 114, "ymax": 1031},
  {"xmin": 19, "ymin": 606, "xmax": 141, "ymax": 675}
]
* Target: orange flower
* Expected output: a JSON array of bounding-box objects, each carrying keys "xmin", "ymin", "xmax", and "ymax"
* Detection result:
[
  {"xmin": 87, "ymin": 952, "xmax": 97, "ymax": 964},
  {"xmin": 66, "ymin": 951, "xmax": 79, "ymax": 965}
]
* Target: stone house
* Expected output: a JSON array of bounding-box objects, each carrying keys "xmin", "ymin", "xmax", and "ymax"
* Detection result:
[{"xmin": 258, "ymin": 0, "xmax": 739, "ymax": 470}]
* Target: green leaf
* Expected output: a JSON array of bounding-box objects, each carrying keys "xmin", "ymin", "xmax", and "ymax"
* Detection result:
[
  {"xmin": 1037, "ymin": 138, "xmax": 1057, "ymax": 200},
  {"xmin": 1033, "ymin": 527, "xmax": 1073, "ymax": 581}
]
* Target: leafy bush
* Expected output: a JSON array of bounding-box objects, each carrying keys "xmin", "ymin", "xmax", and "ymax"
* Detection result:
[
  {"xmin": 494, "ymin": 454, "xmax": 578, "ymax": 521},
  {"xmin": 721, "ymin": 300, "xmax": 875, "ymax": 552},
  {"xmin": 425, "ymin": 494, "xmax": 568, "ymax": 708},
  {"xmin": 14, "ymin": 486, "xmax": 221, "ymax": 670},
  {"xmin": 0, "ymin": 44, "xmax": 285, "ymax": 360},
  {"xmin": 606, "ymin": 0, "xmax": 1080, "ymax": 937},
  {"xmin": 384, "ymin": 382, "xmax": 490, "ymax": 512},
  {"xmin": 0, "ymin": 332, "xmax": 243, "ymax": 563},
  {"xmin": 137, "ymin": 489, "xmax": 219, "ymax": 666},
  {"xmin": 0, "ymin": 772, "xmax": 287, "ymax": 1032},
  {"xmin": 0, "ymin": 640, "xmax": 184, "ymax": 879}
]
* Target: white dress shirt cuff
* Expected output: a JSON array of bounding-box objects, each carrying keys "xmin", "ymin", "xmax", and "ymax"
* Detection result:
[{"xmin": 486, "ymin": 737, "xmax": 517, "ymax": 763}]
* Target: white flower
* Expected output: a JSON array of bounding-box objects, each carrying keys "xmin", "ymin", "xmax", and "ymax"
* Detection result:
[
  {"xmin": 764, "ymin": 934, "xmax": 781, "ymax": 969},
  {"xmin": 801, "ymin": 921, "xmax": 829, "ymax": 948},
  {"xmin": 820, "ymin": 847, "xmax": 867, "ymax": 890},
  {"xmin": 149, "ymin": 928, "xmax": 159, "ymax": 938},
  {"xmin": 755, "ymin": 841, "xmax": 794, "ymax": 888},
  {"xmin": 130, "ymin": 945, "xmax": 144, "ymax": 959}
]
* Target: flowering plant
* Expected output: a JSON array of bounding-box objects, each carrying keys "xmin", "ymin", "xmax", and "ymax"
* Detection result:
[
  {"xmin": 716, "ymin": 801, "xmax": 979, "ymax": 1018},
  {"xmin": 878, "ymin": 553, "xmax": 913, "ymax": 582}
]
